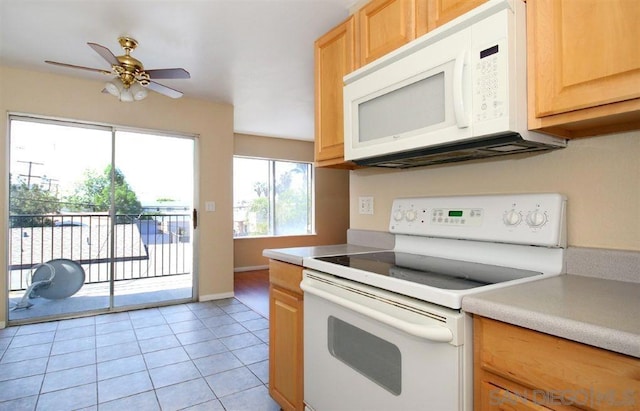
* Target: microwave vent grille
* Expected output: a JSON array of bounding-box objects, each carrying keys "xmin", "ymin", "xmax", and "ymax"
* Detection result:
[{"xmin": 353, "ymin": 132, "xmax": 564, "ymax": 169}]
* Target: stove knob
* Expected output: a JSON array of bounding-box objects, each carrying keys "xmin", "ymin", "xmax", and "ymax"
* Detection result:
[
  {"xmin": 405, "ymin": 210, "xmax": 417, "ymax": 221},
  {"xmin": 393, "ymin": 210, "xmax": 404, "ymax": 221},
  {"xmin": 503, "ymin": 209, "xmax": 522, "ymax": 226},
  {"xmin": 526, "ymin": 210, "xmax": 547, "ymax": 228}
]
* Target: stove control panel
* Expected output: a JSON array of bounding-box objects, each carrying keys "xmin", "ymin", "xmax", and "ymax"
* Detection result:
[
  {"xmin": 430, "ymin": 207, "xmax": 484, "ymax": 226},
  {"xmin": 389, "ymin": 193, "xmax": 567, "ymax": 247}
]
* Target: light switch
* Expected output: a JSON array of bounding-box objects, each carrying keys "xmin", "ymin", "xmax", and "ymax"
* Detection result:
[{"xmin": 205, "ymin": 201, "xmax": 216, "ymax": 212}]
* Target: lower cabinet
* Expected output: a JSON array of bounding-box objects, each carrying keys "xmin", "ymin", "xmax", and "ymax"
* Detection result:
[
  {"xmin": 473, "ymin": 316, "xmax": 640, "ymax": 411},
  {"xmin": 268, "ymin": 259, "xmax": 304, "ymax": 411}
]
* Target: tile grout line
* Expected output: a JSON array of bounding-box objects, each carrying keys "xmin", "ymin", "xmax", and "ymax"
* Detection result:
[{"xmin": 0, "ymin": 298, "xmax": 274, "ymax": 410}]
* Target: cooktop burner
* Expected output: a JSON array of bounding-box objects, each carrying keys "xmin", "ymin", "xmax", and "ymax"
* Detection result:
[{"xmin": 315, "ymin": 251, "xmax": 542, "ymax": 291}]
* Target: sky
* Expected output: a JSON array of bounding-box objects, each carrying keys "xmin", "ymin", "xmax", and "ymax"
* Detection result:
[{"xmin": 9, "ymin": 119, "xmax": 194, "ymax": 206}]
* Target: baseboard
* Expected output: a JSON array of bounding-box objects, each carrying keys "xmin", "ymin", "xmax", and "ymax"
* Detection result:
[
  {"xmin": 0, "ymin": 321, "xmax": 5, "ymax": 329},
  {"xmin": 234, "ymin": 265, "xmax": 269, "ymax": 272},
  {"xmin": 199, "ymin": 292, "xmax": 235, "ymax": 302}
]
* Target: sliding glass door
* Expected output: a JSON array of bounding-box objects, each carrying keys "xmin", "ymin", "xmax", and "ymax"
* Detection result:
[
  {"xmin": 7, "ymin": 116, "xmax": 195, "ymax": 323},
  {"xmin": 112, "ymin": 130, "xmax": 194, "ymax": 308}
]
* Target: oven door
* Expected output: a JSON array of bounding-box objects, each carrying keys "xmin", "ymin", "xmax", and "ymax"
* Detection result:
[{"xmin": 301, "ymin": 270, "xmax": 470, "ymax": 411}]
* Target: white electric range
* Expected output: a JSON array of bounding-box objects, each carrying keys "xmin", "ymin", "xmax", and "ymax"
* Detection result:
[{"xmin": 301, "ymin": 193, "xmax": 567, "ymax": 411}]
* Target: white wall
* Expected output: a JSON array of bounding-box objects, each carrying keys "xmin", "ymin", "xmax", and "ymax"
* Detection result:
[{"xmin": 350, "ymin": 131, "xmax": 640, "ymax": 251}]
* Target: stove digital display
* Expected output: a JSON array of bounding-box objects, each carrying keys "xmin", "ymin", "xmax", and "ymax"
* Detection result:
[{"xmin": 448, "ymin": 210, "xmax": 463, "ymax": 217}]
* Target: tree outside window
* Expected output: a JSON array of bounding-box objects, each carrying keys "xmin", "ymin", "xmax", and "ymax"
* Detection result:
[{"xmin": 233, "ymin": 157, "xmax": 313, "ymax": 237}]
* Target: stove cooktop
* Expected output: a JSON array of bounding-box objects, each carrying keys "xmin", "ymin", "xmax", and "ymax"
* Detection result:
[
  {"xmin": 305, "ymin": 194, "xmax": 566, "ymax": 309},
  {"xmin": 315, "ymin": 251, "xmax": 542, "ymax": 291}
]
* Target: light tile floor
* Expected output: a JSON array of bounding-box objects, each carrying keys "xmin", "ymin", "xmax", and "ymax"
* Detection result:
[{"xmin": 0, "ymin": 299, "xmax": 279, "ymax": 411}]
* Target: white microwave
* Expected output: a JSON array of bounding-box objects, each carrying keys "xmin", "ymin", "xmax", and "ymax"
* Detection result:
[{"xmin": 343, "ymin": 0, "xmax": 566, "ymax": 168}]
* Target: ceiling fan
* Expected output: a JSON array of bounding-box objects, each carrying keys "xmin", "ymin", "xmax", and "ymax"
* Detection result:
[{"xmin": 45, "ymin": 36, "xmax": 190, "ymax": 101}]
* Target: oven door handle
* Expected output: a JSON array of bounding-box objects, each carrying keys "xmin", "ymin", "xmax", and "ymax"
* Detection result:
[{"xmin": 300, "ymin": 281, "xmax": 453, "ymax": 343}]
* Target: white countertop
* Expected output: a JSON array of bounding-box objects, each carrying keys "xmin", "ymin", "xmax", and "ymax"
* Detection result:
[
  {"xmin": 263, "ymin": 244, "xmax": 387, "ymax": 266},
  {"xmin": 462, "ymin": 274, "xmax": 640, "ymax": 358}
]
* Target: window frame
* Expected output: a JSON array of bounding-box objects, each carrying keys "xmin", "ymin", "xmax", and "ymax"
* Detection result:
[{"xmin": 233, "ymin": 155, "xmax": 315, "ymax": 238}]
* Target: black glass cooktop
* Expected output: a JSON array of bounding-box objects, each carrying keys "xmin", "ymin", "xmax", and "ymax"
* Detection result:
[{"xmin": 315, "ymin": 252, "xmax": 541, "ymax": 290}]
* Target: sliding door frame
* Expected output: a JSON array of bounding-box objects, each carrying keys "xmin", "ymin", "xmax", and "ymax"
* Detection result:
[{"xmin": 5, "ymin": 113, "xmax": 199, "ymax": 325}]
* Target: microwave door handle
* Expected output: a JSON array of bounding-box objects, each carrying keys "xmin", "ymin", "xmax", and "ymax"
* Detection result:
[
  {"xmin": 453, "ymin": 50, "xmax": 470, "ymax": 128},
  {"xmin": 300, "ymin": 280, "xmax": 453, "ymax": 343}
]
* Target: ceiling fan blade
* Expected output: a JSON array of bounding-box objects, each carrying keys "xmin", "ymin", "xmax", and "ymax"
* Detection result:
[
  {"xmin": 146, "ymin": 80, "xmax": 184, "ymax": 99},
  {"xmin": 87, "ymin": 42, "xmax": 120, "ymax": 66},
  {"xmin": 45, "ymin": 60, "xmax": 112, "ymax": 75},
  {"xmin": 145, "ymin": 68, "xmax": 191, "ymax": 79}
]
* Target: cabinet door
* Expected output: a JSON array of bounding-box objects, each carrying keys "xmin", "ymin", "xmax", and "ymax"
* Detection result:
[
  {"xmin": 269, "ymin": 285, "xmax": 304, "ymax": 411},
  {"xmin": 314, "ymin": 16, "xmax": 356, "ymax": 167},
  {"xmin": 528, "ymin": 0, "xmax": 640, "ymax": 128},
  {"xmin": 358, "ymin": 0, "xmax": 418, "ymax": 66},
  {"xmin": 427, "ymin": 0, "xmax": 486, "ymax": 30},
  {"xmin": 474, "ymin": 317, "xmax": 640, "ymax": 411}
]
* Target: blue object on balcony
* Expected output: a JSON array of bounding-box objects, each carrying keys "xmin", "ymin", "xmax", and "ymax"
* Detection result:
[{"xmin": 11, "ymin": 259, "xmax": 86, "ymax": 310}]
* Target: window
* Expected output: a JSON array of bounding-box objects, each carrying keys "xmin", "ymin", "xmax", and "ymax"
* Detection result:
[{"xmin": 233, "ymin": 157, "xmax": 313, "ymax": 237}]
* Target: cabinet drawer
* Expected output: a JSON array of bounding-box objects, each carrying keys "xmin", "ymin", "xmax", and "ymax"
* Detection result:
[
  {"xmin": 269, "ymin": 260, "xmax": 303, "ymax": 294},
  {"xmin": 479, "ymin": 381, "xmax": 552, "ymax": 411},
  {"xmin": 474, "ymin": 317, "xmax": 640, "ymax": 411}
]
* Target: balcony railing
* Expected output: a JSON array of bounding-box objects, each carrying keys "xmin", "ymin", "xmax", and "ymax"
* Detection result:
[{"xmin": 8, "ymin": 213, "xmax": 192, "ymax": 291}]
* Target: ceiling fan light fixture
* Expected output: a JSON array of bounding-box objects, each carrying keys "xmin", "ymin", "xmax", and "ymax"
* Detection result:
[
  {"xmin": 104, "ymin": 79, "xmax": 122, "ymax": 97},
  {"xmin": 104, "ymin": 77, "xmax": 146, "ymax": 102},
  {"xmin": 130, "ymin": 82, "xmax": 148, "ymax": 101},
  {"xmin": 46, "ymin": 37, "xmax": 188, "ymax": 100},
  {"xmin": 119, "ymin": 87, "xmax": 134, "ymax": 103}
]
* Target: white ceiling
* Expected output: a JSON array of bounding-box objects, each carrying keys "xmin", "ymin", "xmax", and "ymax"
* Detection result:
[{"xmin": 0, "ymin": 0, "xmax": 357, "ymax": 141}]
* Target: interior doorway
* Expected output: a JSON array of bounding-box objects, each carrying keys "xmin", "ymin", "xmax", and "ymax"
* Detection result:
[{"xmin": 7, "ymin": 116, "xmax": 196, "ymax": 324}]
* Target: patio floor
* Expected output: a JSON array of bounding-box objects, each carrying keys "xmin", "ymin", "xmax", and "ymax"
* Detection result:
[{"xmin": 9, "ymin": 274, "xmax": 193, "ymax": 323}]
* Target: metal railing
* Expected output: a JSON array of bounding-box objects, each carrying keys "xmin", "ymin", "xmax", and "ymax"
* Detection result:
[{"xmin": 8, "ymin": 213, "xmax": 192, "ymax": 291}]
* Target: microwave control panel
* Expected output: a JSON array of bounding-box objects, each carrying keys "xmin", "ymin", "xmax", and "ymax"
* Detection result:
[{"xmin": 473, "ymin": 40, "xmax": 507, "ymax": 123}]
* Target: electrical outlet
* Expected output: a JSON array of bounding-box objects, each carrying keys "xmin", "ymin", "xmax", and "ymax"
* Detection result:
[{"xmin": 359, "ymin": 196, "xmax": 374, "ymax": 215}]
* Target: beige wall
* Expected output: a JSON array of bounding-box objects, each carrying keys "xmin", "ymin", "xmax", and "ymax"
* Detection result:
[
  {"xmin": 350, "ymin": 131, "xmax": 640, "ymax": 251},
  {"xmin": 233, "ymin": 134, "xmax": 350, "ymax": 269},
  {"xmin": 1, "ymin": 65, "xmax": 235, "ymax": 323}
]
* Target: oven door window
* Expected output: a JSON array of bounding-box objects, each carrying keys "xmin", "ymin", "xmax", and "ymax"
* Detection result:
[{"xmin": 328, "ymin": 316, "xmax": 402, "ymax": 395}]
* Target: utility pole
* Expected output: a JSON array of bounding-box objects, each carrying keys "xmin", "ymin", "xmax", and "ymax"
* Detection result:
[{"xmin": 17, "ymin": 160, "xmax": 44, "ymax": 187}]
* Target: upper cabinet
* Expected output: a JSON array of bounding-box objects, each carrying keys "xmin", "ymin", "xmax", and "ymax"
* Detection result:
[
  {"xmin": 426, "ymin": 0, "xmax": 486, "ymax": 30},
  {"xmin": 314, "ymin": 16, "xmax": 356, "ymax": 168},
  {"xmin": 527, "ymin": 0, "xmax": 640, "ymax": 138},
  {"xmin": 357, "ymin": 0, "xmax": 426, "ymax": 67},
  {"xmin": 315, "ymin": 0, "xmax": 640, "ymax": 168},
  {"xmin": 356, "ymin": 0, "xmax": 487, "ymax": 68}
]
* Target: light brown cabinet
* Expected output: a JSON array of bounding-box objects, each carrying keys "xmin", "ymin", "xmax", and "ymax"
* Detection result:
[
  {"xmin": 527, "ymin": 0, "xmax": 640, "ymax": 138},
  {"xmin": 268, "ymin": 259, "xmax": 304, "ymax": 411},
  {"xmin": 474, "ymin": 316, "xmax": 640, "ymax": 411},
  {"xmin": 426, "ymin": 0, "xmax": 486, "ymax": 31},
  {"xmin": 357, "ymin": 0, "xmax": 426, "ymax": 67},
  {"xmin": 356, "ymin": 0, "xmax": 486, "ymax": 67},
  {"xmin": 314, "ymin": 16, "xmax": 357, "ymax": 168}
]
